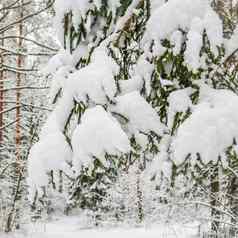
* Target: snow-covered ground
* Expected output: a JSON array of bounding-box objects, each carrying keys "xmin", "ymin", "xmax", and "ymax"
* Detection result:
[{"xmin": 1, "ymin": 216, "xmax": 199, "ymax": 238}]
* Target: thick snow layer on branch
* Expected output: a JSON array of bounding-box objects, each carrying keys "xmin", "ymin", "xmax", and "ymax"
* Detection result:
[
  {"xmin": 42, "ymin": 50, "xmax": 73, "ymax": 75},
  {"xmin": 111, "ymin": 91, "xmax": 165, "ymax": 136},
  {"xmin": 167, "ymin": 88, "xmax": 193, "ymax": 129},
  {"xmin": 40, "ymin": 94, "xmax": 74, "ymax": 137},
  {"xmin": 67, "ymin": 48, "xmax": 119, "ymax": 105},
  {"xmin": 28, "ymin": 132, "xmax": 72, "ymax": 202},
  {"xmin": 72, "ymin": 106, "xmax": 130, "ymax": 172},
  {"xmin": 184, "ymin": 18, "xmax": 203, "ymax": 70},
  {"xmin": 49, "ymin": 65, "xmax": 75, "ymax": 103},
  {"xmin": 170, "ymin": 30, "xmax": 183, "ymax": 55},
  {"xmin": 144, "ymin": 0, "xmax": 223, "ymax": 69},
  {"xmin": 135, "ymin": 54, "xmax": 154, "ymax": 96},
  {"xmin": 119, "ymin": 75, "xmax": 143, "ymax": 95},
  {"xmin": 203, "ymin": 8, "xmax": 223, "ymax": 55},
  {"xmin": 172, "ymin": 85, "xmax": 238, "ymax": 165}
]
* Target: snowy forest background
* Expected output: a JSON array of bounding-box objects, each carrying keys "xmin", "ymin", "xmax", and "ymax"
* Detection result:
[{"xmin": 1, "ymin": 0, "xmax": 238, "ymax": 237}]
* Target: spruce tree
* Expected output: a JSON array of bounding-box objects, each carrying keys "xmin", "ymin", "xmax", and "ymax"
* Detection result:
[{"xmin": 28, "ymin": 0, "xmax": 238, "ymax": 235}]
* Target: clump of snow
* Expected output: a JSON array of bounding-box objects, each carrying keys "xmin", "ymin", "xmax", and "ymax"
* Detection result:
[
  {"xmin": 184, "ymin": 18, "xmax": 203, "ymax": 70},
  {"xmin": 172, "ymin": 85, "xmax": 238, "ymax": 165},
  {"xmin": 203, "ymin": 8, "xmax": 223, "ymax": 56},
  {"xmin": 135, "ymin": 55, "xmax": 154, "ymax": 96},
  {"xmin": 119, "ymin": 75, "xmax": 143, "ymax": 95},
  {"xmin": 170, "ymin": 30, "xmax": 183, "ymax": 55},
  {"xmin": 42, "ymin": 50, "xmax": 73, "ymax": 76},
  {"xmin": 67, "ymin": 48, "xmax": 119, "ymax": 105},
  {"xmin": 167, "ymin": 88, "xmax": 193, "ymax": 129},
  {"xmin": 111, "ymin": 91, "xmax": 166, "ymax": 136},
  {"xmin": 143, "ymin": 0, "xmax": 223, "ymax": 70},
  {"xmin": 145, "ymin": 135, "xmax": 172, "ymax": 181},
  {"xmin": 49, "ymin": 65, "xmax": 75, "ymax": 103},
  {"xmin": 72, "ymin": 106, "xmax": 131, "ymax": 173},
  {"xmin": 27, "ymin": 92, "xmax": 75, "ymax": 201},
  {"xmin": 28, "ymin": 132, "xmax": 72, "ymax": 202},
  {"xmin": 40, "ymin": 94, "xmax": 74, "ymax": 137}
]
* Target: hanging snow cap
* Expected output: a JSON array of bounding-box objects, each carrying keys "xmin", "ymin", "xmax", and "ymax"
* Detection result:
[
  {"xmin": 143, "ymin": 0, "xmax": 223, "ymax": 69},
  {"xmin": 67, "ymin": 48, "xmax": 119, "ymax": 105},
  {"xmin": 72, "ymin": 106, "xmax": 131, "ymax": 173},
  {"xmin": 112, "ymin": 91, "xmax": 166, "ymax": 136},
  {"xmin": 42, "ymin": 49, "xmax": 73, "ymax": 76},
  {"xmin": 27, "ymin": 131, "xmax": 72, "ymax": 202},
  {"xmin": 172, "ymin": 85, "xmax": 238, "ymax": 166}
]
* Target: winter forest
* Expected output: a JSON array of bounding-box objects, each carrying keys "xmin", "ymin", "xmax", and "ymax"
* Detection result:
[{"xmin": 1, "ymin": 0, "xmax": 238, "ymax": 237}]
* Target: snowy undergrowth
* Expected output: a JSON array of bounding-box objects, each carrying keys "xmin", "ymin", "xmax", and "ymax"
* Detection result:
[{"xmin": 1, "ymin": 215, "xmax": 199, "ymax": 238}]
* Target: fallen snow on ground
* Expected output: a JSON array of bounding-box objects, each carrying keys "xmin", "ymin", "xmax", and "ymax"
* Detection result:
[{"xmin": 1, "ymin": 216, "xmax": 199, "ymax": 238}]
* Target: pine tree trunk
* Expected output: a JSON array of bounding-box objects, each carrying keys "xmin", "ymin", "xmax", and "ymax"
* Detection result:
[
  {"xmin": 15, "ymin": 0, "xmax": 24, "ymax": 162},
  {"xmin": 0, "ymin": 32, "xmax": 4, "ymax": 143}
]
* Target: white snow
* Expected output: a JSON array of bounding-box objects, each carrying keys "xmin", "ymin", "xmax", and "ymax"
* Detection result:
[
  {"xmin": 143, "ymin": 0, "xmax": 223, "ymax": 69},
  {"xmin": 111, "ymin": 91, "xmax": 166, "ymax": 136},
  {"xmin": 134, "ymin": 55, "xmax": 154, "ymax": 96},
  {"xmin": 67, "ymin": 48, "xmax": 119, "ymax": 105},
  {"xmin": 203, "ymin": 8, "xmax": 223, "ymax": 56},
  {"xmin": 119, "ymin": 76, "xmax": 143, "ymax": 95},
  {"xmin": 40, "ymin": 94, "xmax": 74, "ymax": 137},
  {"xmin": 72, "ymin": 106, "xmax": 131, "ymax": 173},
  {"xmin": 2, "ymin": 215, "xmax": 199, "ymax": 238},
  {"xmin": 172, "ymin": 84, "xmax": 238, "ymax": 165},
  {"xmin": 167, "ymin": 88, "xmax": 193, "ymax": 129},
  {"xmin": 184, "ymin": 18, "xmax": 203, "ymax": 70},
  {"xmin": 170, "ymin": 30, "xmax": 183, "ymax": 55},
  {"xmin": 27, "ymin": 131, "xmax": 72, "ymax": 202}
]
